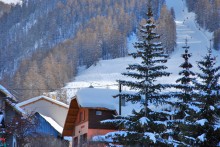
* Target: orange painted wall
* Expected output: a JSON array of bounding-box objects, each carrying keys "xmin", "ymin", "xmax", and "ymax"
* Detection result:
[{"xmin": 87, "ymin": 129, "xmax": 116, "ymax": 140}]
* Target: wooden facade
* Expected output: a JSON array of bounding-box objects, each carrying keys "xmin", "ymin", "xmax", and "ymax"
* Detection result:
[
  {"xmin": 62, "ymin": 98, "xmax": 79, "ymax": 136},
  {"xmin": 88, "ymin": 109, "xmax": 116, "ymax": 129}
]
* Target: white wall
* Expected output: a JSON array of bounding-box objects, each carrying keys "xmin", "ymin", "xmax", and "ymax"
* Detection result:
[{"xmin": 21, "ymin": 99, "xmax": 68, "ymax": 127}]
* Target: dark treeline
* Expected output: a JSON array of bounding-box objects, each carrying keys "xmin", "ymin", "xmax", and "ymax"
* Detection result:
[
  {"xmin": 185, "ymin": 0, "xmax": 220, "ymax": 50},
  {"xmin": 0, "ymin": 0, "xmax": 177, "ymax": 101}
]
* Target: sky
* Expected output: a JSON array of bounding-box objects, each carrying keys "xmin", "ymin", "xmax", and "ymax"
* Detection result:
[{"xmin": 0, "ymin": 0, "xmax": 21, "ymax": 5}]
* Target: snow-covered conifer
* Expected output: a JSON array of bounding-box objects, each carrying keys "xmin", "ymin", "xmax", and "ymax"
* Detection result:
[
  {"xmin": 99, "ymin": 5, "xmax": 176, "ymax": 146},
  {"xmin": 191, "ymin": 48, "xmax": 220, "ymax": 146},
  {"xmin": 170, "ymin": 39, "xmax": 196, "ymax": 145},
  {"xmin": 177, "ymin": 47, "xmax": 220, "ymax": 146}
]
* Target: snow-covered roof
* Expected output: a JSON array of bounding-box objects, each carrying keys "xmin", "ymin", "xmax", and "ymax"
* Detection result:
[
  {"xmin": 5, "ymin": 99, "xmax": 26, "ymax": 115},
  {"xmin": 39, "ymin": 113, "xmax": 63, "ymax": 134},
  {"xmin": 0, "ymin": 85, "xmax": 17, "ymax": 101},
  {"xmin": 75, "ymin": 88, "xmax": 141, "ymax": 116},
  {"xmin": 76, "ymin": 88, "xmax": 118, "ymax": 110},
  {"xmin": 16, "ymin": 95, "xmax": 69, "ymax": 108}
]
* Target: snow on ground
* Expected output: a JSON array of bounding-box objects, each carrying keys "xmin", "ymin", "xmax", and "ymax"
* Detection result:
[
  {"xmin": 0, "ymin": 0, "xmax": 22, "ymax": 5},
  {"xmin": 64, "ymin": 0, "xmax": 220, "ymax": 100}
]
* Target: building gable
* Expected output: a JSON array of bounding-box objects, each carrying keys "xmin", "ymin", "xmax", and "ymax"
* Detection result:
[
  {"xmin": 16, "ymin": 96, "xmax": 68, "ymax": 127},
  {"xmin": 62, "ymin": 98, "xmax": 79, "ymax": 136}
]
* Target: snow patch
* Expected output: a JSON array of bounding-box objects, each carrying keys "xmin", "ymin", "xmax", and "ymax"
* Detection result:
[
  {"xmin": 209, "ymin": 106, "xmax": 215, "ymax": 111},
  {"xmin": 188, "ymin": 104, "xmax": 201, "ymax": 113},
  {"xmin": 144, "ymin": 132, "xmax": 156, "ymax": 143},
  {"xmin": 197, "ymin": 133, "xmax": 206, "ymax": 142},
  {"xmin": 139, "ymin": 117, "xmax": 150, "ymax": 126},
  {"xmin": 196, "ymin": 119, "xmax": 208, "ymax": 126},
  {"xmin": 63, "ymin": 136, "xmax": 72, "ymax": 141},
  {"xmin": 0, "ymin": 0, "xmax": 22, "ymax": 5}
]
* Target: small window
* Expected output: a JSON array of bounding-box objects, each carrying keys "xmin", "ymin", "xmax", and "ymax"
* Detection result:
[
  {"xmin": 96, "ymin": 111, "xmax": 102, "ymax": 115},
  {"xmin": 80, "ymin": 133, "xmax": 87, "ymax": 145},
  {"xmin": 79, "ymin": 111, "xmax": 85, "ymax": 122}
]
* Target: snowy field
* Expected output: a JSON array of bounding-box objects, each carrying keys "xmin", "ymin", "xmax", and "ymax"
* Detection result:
[
  {"xmin": 0, "ymin": 0, "xmax": 22, "ymax": 5},
  {"xmin": 64, "ymin": 0, "xmax": 220, "ymax": 100}
]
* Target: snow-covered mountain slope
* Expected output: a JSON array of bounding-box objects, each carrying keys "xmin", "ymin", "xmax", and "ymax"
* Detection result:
[
  {"xmin": 64, "ymin": 0, "xmax": 220, "ymax": 99},
  {"xmin": 0, "ymin": 0, "xmax": 21, "ymax": 5},
  {"xmin": 165, "ymin": 0, "xmax": 219, "ymax": 73}
]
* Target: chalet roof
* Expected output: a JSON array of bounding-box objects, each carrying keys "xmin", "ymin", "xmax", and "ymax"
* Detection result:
[
  {"xmin": 0, "ymin": 85, "xmax": 17, "ymax": 102},
  {"xmin": 75, "ymin": 88, "xmax": 141, "ymax": 115},
  {"xmin": 76, "ymin": 88, "xmax": 118, "ymax": 110},
  {"xmin": 5, "ymin": 99, "xmax": 26, "ymax": 116},
  {"xmin": 16, "ymin": 95, "xmax": 69, "ymax": 108},
  {"xmin": 0, "ymin": 85, "xmax": 24, "ymax": 116}
]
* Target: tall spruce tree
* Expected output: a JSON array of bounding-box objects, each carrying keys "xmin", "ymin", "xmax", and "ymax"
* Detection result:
[
  {"xmin": 170, "ymin": 39, "xmax": 196, "ymax": 145},
  {"xmin": 175, "ymin": 39, "xmax": 195, "ymax": 114},
  {"xmin": 100, "ymin": 5, "xmax": 177, "ymax": 146},
  {"xmin": 190, "ymin": 48, "xmax": 220, "ymax": 146},
  {"xmin": 177, "ymin": 47, "xmax": 220, "ymax": 146},
  {"xmin": 174, "ymin": 39, "xmax": 195, "ymax": 118}
]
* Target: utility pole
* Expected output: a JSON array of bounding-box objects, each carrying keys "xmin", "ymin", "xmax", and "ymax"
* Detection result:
[{"xmin": 119, "ymin": 82, "xmax": 122, "ymax": 115}]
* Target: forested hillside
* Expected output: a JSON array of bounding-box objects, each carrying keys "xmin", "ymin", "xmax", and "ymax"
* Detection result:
[
  {"xmin": 0, "ymin": 2, "xmax": 11, "ymax": 18},
  {"xmin": 0, "ymin": 0, "xmax": 176, "ymax": 101},
  {"xmin": 185, "ymin": 0, "xmax": 220, "ymax": 50}
]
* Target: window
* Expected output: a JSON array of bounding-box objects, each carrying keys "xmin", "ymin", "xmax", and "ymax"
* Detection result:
[
  {"xmin": 80, "ymin": 133, "xmax": 87, "ymax": 145},
  {"xmin": 79, "ymin": 111, "xmax": 85, "ymax": 122},
  {"xmin": 96, "ymin": 111, "xmax": 102, "ymax": 115}
]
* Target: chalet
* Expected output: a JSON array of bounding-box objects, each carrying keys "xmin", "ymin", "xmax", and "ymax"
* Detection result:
[
  {"xmin": 62, "ymin": 87, "xmax": 140, "ymax": 146},
  {"xmin": 16, "ymin": 95, "xmax": 69, "ymax": 127}
]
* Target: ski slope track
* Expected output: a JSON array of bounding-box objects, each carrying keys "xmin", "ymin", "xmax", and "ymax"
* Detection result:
[{"xmin": 64, "ymin": 0, "xmax": 220, "ymax": 100}]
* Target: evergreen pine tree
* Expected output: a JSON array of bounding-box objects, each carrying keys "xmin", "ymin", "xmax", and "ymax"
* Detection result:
[
  {"xmin": 191, "ymin": 48, "xmax": 220, "ymax": 146},
  {"xmin": 100, "ymin": 5, "xmax": 177, "ymax": 146},
  {"xmin": 170, "ymin": 39, "xmax": 196, "ymax": 145},
  {"xmin": 174, "ymin": 39, "xmax": 195, "ymax": 118},
  {"xmin": 177, "ymin": 47, "xmax": 220, "ymax": 146}
]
